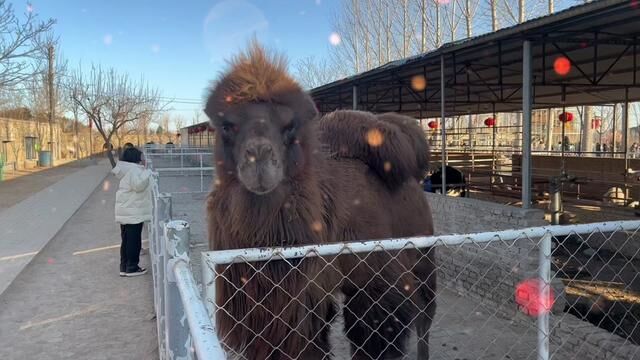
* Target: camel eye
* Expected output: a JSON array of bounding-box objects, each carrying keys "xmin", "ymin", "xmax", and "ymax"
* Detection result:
[
  {"xmin": 221, "ymin": 122, "xmax": 234, "ymax": 134},
  {"xmin": 282, "ymin": 124, "xmax": 295, "ymax": 144}
]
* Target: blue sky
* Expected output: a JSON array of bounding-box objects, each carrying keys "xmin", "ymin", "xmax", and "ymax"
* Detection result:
[{"xmin": 20, "ymin": 0, "xmax": 338, "ymax": 128}]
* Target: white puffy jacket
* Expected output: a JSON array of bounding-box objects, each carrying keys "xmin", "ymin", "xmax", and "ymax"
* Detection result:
[{"xmin": 112, "ymin": 160, "xmax": 153, "ymax": 224}]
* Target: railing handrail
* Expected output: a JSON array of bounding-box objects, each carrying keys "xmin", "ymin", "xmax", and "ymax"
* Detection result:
[{"xmin": 202, "ymin": 220, "xmax": 640, "ymax": 265}]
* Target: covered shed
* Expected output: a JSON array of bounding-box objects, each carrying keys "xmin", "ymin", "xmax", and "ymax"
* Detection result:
[{"xmin": 311, "ymin": 0, "xmax": 640, "ymax": 208}]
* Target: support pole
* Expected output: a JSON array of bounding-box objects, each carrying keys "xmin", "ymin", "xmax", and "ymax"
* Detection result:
[
  {"xmin": 352, "ymin": 85, "xmax": 358, "ymax": 110},
  {"xmin": 440, "ymin": 54, "xmax": 447, "ymax": 195},
  {"xmin": 164, "ymin": 220, "xmax": 192, "ymax": 360},
  {"xmin": 546, "ymin": 109, "xmax": 553, "ymax": 153},
  {"xmin": 624, "ymin": 88, "xmax": 630, "ymax": 204},
  {"xmin": 522, "ymin": 40, "xmax": 533, "ymax": 208},
  {"xmin": 537, "ymin": 232, "xmax": 552, "ymax": 360},
  {"xmin": 47, "ymin": 45, "xmax": 55, "ymax": 167},
  {"xmin": 156, "ymin": 193, "xmax": 172, "ymax": 359}
]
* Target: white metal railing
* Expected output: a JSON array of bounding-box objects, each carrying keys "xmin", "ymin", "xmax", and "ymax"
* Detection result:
[
  {"xmin": 147, "ymin": 160, "xmax": 640, "ymax": 359},
  {"xmin": 197, "ymin": 220, "xmax": 640, "ymax": 360},
  {"xmin": 144, "ymin": 146, "xmax": 214, "ymax": 194}
]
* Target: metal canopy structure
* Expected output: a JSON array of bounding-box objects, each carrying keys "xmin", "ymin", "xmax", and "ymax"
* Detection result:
[
  {"xmin": 310, "ymin": 0, "xmax": 640, "ymax": 209},
  {"xmin": 311, "ymin": 0, "xmax": 640, "ymax": 117}
]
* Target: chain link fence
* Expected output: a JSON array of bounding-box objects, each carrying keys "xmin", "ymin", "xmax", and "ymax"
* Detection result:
[
  {"xmin": 144, "ymin": 146, "xmax": 640, "ymax": 360},
  {"xmin": 200, "ymin": 222, "xmax": 640, "ymax": 360}
]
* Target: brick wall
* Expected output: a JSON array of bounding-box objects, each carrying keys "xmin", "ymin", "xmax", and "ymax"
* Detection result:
[
  {"xmin": 425, "ymin": 192, "xmax": 552, "ymax": 317},
  {"xmin": 427, "ymin": 193, "xmax": 639, "ymax": 359}
]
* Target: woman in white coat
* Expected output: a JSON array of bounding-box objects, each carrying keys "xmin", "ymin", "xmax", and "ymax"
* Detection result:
[{"xmin": 112, "ymin": 147, "xmax": 153, "ymax": 277}]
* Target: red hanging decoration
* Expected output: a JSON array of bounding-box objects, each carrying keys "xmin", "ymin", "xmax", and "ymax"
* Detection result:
[
  {"xmin": 591, "ymin": 117, "xmax": 602, "ymax": 129},
  {"xmin": 427, "ymin": 120, "xmax": 438, "ymax": 129},
  {"xmin": 558, "ymin": 112, "xmax": 574, "ymax": 123},
  {"xmin": 484, "ymin": 117, "xmax": 496, "ymax": 127}
]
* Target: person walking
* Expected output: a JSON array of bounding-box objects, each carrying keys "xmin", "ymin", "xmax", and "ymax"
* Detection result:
[{"xmin": 112, "ymin": 147, "xmax": 152, "ymax": 277}]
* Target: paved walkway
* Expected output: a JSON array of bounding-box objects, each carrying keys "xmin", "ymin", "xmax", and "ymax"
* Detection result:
[
  {"xmin": 0, "ymin": 158, "xmax": 100, "ymax": 211},
  {"xmin": 0, "ymin": 174, "xmax": 157, "ymax": 359},
  {"xmin": 0, "ymin": 159, "xmax": 111, "ymax": 295}
]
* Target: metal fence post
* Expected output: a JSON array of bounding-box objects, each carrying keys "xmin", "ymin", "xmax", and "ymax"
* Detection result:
[
  {"xmin": 201, "ymin": 253, "xmax": 217, "ymax": 320},
  {"xmin": 164, "ymin": 220, "xmax": 193, "ymax": 360},
  {"xmin": 537, "ymin": 232, "xmax": 552, "ymax": 360},
  {"xmin": 156, "ymin": 193, "xmax": 172, "ymax": 359}
]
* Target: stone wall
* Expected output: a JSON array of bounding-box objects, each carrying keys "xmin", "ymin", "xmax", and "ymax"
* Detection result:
[
  {"xmin": 426, "ymin": 193, "xmax": 639, "ymax": 359},
  {"xmin": 425, "ymin": 192, "xmax": 552, "ymax": 317}
]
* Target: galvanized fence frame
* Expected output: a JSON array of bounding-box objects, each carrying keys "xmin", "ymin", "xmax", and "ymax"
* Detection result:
[
  {"xmin": 199, "ymin": 220, "xmax": 640, "ymax": 360},
  {"xmin": 144, "ymin": 147, "xmax": 639, "ymax": 359}
]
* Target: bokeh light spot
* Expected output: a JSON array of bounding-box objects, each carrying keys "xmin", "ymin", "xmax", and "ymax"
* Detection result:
[
  {"xmin": 103, "ymin": 180, "xmax": 110, "ymax": 192},
  {"xmin": 47, "ymin": 258, "xmax": 55, "ymax": 265},
  {"xmin": 383, "ymin": 161, "xmax": 392, "ymax": 172},
  {"xmin": 329, "ymin": 32, "xmax": 341, "ymax": 46},
  {"xmin": 366, "ymin": 129, "xmax": 384, "ymax": 147},
  {"xmin": 410, "ymin": 75, "xmax": 427, "ymax": 91},
  {"xmin": 311, "ymin": 221, "xmax": 323, "ymax": 232},
  {"xmin": 553, "ymin": 57, "xmax": 571, "ymax": 76},
  {"xmin": 515, "ymin": 279, "xmax": 555, "ymax": 317}
]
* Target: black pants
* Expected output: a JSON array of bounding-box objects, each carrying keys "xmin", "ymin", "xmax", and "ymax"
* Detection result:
[{"xmin": 120, "ymin": 223, "xmax": 144, "ymax": 272}]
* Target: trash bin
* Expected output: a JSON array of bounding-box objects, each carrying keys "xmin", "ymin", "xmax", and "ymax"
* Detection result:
[{"xmin": 39, "ymin": 150, "xmax": 52, "ymax": 167}]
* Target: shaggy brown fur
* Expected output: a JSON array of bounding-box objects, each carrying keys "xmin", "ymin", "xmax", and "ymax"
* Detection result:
[{"xmin": 206, "ymin": 42, "xmax": 436, "ymax": 360}]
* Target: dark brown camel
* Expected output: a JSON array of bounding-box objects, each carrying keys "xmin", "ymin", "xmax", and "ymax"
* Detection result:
[{"xmin": 205, "ymin": 42, "xmax": 436, "ymax": 360}]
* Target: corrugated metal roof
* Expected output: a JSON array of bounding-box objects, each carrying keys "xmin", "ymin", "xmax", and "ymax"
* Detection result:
[{"xmin": 311, "ymin": 0, "xmax": 629, "ymax": 95}]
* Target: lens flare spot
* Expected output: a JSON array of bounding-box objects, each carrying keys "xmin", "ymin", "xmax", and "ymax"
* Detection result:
[
  {"xmin": 311, "ymin": 221, "xmax": 323, "ymax": 232},
  {"xmin": 515, "ymin": 279, "xmax": 555, "ymax": 317},
  {"xmin": 103, "ymin": 180, "xmax": 110, "ymax": 192},
  {"xmin": 366, "ymin": 129, "xmax": 384, "ymax": 147},
  {"xmin": 47, "ymin": 258, "xmax": 55, "ymax": 265},
  {"xmin": 383, "ymin": 161, "xmax": 392, "ymax": 172},
  {"xmin": 403, "ymin": 284, "xmax": 411, "ymax": 291},
  {"xmin": 214, "ymin": 179, "xmax": 221, "ymax": 186},
  {"xmin": 240, "ymin": 277, "xmax": 248, "ymax": 284},
  {"xmin": 553, "ymin": 57, "xmax": 571, "ymax": 76},
  {"xmin": 225, "ymin": 95, "xmax": 233, "ymax": 103},
  {"xmin": 248, "ymin": 156, "xmax": 256, "ymax": 163},
  {"xmin": 410, "ymin": 75, "xmax": 427, "ymax": 91},
  {"xmin": 353, "ymin": 198, "xmax": 361, "ymax": 206},
  {"xmin": 329, "ymin": 32, "xmax": 341, "ymax": 46}
]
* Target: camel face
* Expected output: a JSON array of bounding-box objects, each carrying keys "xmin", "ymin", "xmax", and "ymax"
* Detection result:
[{"xmin": 216, "ymin": 102, "xmax": 298, "ymax": 195}]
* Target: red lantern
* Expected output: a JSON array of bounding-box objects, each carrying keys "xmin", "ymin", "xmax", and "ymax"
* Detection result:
[
  {"xmin": 591, "ymin": 117, "xmax": 602, "ymax": 129},
  {"xmin": 558, "ymin": 112, "xmax": 574, "ymax": 123},
  {"xmin": 427, "ymin": 120, "xmax": 438, "ymax": 129},
  {"xmin": 484, "ymin": 117, "xmax": 496, "ymax": 127}
]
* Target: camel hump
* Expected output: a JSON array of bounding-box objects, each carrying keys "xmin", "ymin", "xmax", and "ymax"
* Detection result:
[{"xmin": 318, "ymin": 110, "xmax": 429, "ymax": 189}]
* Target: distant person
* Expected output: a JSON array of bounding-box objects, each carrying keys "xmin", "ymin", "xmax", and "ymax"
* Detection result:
[
  {"xmin": 595, "ymin": 143, "xmax": 601, "ymax": 157},
  {"xmin": 603, "ymin": 143, "xmax": 609, "ymax": 153},
  {"xmin": 112, "ymin": 147, "xmax": 152, "ymax": 277}
]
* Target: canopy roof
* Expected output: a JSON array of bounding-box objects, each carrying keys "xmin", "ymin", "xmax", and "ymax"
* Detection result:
[{"xmin": 311, "ymin": 0, "xmax": 640, "ymax": 117}]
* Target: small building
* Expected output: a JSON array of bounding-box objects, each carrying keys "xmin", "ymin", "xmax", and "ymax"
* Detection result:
[
  {"xmin": 0, "ymin": 117, "xmax": 63, "ymax": 170},
  {"xmin": 181, "ymin": 122, "xmax": 214, "ymax": 148}
]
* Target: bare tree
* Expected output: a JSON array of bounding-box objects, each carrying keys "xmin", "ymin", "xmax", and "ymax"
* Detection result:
[
  {"xmin": 0, "ymin": 1, "xmax": 55, "ymax": 87},
  {"xmin": 192, "ymin": 108, "xmax": 203, "ymax": 126},
  {"xmin": 68, "ymin": 64, "xmax": 163, "ymax": 167},
  {"xmin": 292, "ymin": 56, "xmax": 341, "ymax": 90}
]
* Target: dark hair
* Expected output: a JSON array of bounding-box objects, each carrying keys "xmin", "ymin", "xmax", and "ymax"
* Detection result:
[
  {"xmin": 120, "ymin": 147, "xmax": 142, "ymax": 163},
  {"xmin": 124, "ymin": 142, "xmax": 135, "ymax": 149}
]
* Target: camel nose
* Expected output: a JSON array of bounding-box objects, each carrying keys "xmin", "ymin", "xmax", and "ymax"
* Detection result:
[{"xmin": 245, "ymin": 138, "xmax": 274, "ymax": 163}]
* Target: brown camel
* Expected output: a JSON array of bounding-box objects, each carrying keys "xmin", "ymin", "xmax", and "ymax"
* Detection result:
[{"xmin": 205, "ymin": 41, "xmax": 436, "ymax": 360}]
